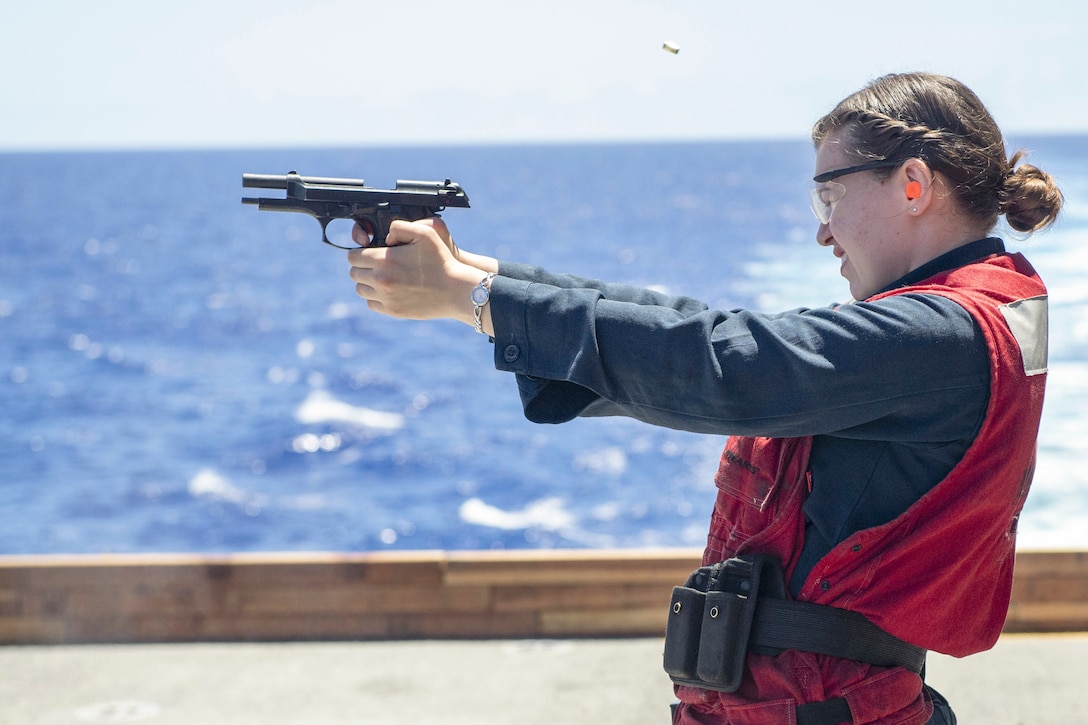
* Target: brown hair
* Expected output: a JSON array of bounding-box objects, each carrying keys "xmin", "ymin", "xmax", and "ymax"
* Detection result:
[{"xmin": 812, "ymin": 72, "xmax": 1063, "ymax": 234}]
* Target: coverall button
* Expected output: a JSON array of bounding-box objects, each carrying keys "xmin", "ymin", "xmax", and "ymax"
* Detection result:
[{"xmin": 503, "ymin": 345, "xmax": 521, "ymax": 363}]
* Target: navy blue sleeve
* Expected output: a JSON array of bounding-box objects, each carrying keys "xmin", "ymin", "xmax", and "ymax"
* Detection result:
[
  {"xmin": 497, "ymin": 261, "xmax": 711, "ymax": 314},
  {"xmin": 489, "ymin": 264, "xmax": 989, "ymax": 443}
]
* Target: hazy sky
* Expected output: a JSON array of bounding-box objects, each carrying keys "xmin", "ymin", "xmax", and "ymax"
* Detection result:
[{"xmin": 3, "ymin": 0, "xmax": 1085, "ymax": 151}]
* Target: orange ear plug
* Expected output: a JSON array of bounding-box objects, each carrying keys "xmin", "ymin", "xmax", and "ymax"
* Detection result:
[{"xmin": 906, "ymin": 181, "xmax": 922, "ymax": 200}]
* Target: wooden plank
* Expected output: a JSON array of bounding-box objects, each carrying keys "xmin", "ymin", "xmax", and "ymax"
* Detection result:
[
  {"xmin": 1012, "ymin": 550, "xmax": 1088, "ymax": 576},
  {"xmin": 493, "ymin": 583, "xmax": 670, "ymax": 613},
  {"xmin": 384, "ymin": 611, "xmax": 542, "ymax": 639},
  {"xmin": 541, "ymin": 608, "xmax": 668, "ymax": 636},
  {"xmin": 0, "ymin": 615, "xmax": 66, "ymax": 643},
  {"xmin": 0, "ymin": 551, "xmax": 448, "ymax": 587},
  {"xmin": 2, "ymin": 549, "xmax": 1087, "ymax": 644},
  {"xmin": 233, "ymin": 583, "xmax": 492, "ymax": 616},
  {"xmin": 61, "ymin": 613, "xmax": 395, "ymax": 643},
  {"xmin": 1004, "ymin": 602, "xmax": 1088, "ymax": 632},
  {"xmin": 1015, "ymin": 576, "xmax": 1088, "ymax": 603},
  {"xmin": 443, "ymin": 549, "xmax": 697, "ymax": 587}
]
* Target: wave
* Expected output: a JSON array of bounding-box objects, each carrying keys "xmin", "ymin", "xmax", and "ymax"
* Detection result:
[
  {"xmin": 294, "ymin": 389, "xmax": 404, "ymax": 433},
  {"xmin": 459, "ymin": 497, "xmax": 575, "ymax": 531}
]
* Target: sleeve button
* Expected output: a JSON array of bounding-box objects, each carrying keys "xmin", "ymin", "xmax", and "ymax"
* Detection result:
[{"xmin": 503, "ymin": 345, "xmax": 521, "ymax": 363}]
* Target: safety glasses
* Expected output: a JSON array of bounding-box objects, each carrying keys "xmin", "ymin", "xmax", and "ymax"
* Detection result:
[{"xmin": 808, "ymin": 159, "xmax": 903, "ymax": 224}]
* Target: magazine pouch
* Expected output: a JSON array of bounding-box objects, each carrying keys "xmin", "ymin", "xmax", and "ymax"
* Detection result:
[
  {"xmin": 663, "ymin": 566, "xmax": 713, "ymax": 683},
  {"xmin": 664, "ymin": 555, "xmax": 779, "ymax": 693}
]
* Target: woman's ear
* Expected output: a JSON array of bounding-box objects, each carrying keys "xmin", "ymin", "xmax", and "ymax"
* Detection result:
[{"xmin": 900, "ymin": 158, "xmax": 934, "ymax": 215}]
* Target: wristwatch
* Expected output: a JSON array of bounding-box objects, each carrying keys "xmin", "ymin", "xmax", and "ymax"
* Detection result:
[{"xmin": 471, "ymin": 273, "xmax": 497, "ymax": 334}]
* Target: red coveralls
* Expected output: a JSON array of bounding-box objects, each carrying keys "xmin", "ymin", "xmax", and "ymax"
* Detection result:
[{"xmin": 674, "ymin": 252, "xmax": 1048, "ymax": 724}]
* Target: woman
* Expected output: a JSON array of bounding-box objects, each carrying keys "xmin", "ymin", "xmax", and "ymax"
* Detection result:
[{"xmin": 347, "ymin": 73, "xmax": 1062, "ymax": 724}]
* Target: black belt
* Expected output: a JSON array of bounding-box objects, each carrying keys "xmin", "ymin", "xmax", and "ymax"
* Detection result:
[
  {"xmin": 672, "ymin": 697, "xmax": 852, "ymax": 725},
  {"xmin": 750, "ymin": 597, "xmax": 927, "ymax": 674},
  {"xmin": 797, "ymin": 697, "xmax": 852, "ymax": 725}
]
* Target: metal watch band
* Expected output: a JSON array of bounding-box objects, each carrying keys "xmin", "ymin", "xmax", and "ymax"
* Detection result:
[{"xmin": 472, "ymin": 273, "xmax": 497, "ymax": 334}]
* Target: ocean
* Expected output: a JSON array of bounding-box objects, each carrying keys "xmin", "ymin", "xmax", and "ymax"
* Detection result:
[{"xmin": 2, "ymin": 138, "xmax": 1086, "ymax": 554}]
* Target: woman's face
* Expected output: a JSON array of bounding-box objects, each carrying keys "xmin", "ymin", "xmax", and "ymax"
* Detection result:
[{"xmin": 813, "ymin": 135, "xmax": 915, "ymax": 300}]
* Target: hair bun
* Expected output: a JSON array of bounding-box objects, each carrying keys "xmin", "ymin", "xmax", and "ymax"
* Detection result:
[{"xmin": 1001, "ymin": 151, "xmax": 1063, "ymax": 233}]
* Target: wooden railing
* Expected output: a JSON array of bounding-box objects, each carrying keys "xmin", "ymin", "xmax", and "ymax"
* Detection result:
[
  {"xmin": 1006, "ymin": 550, "xmax": 1088, "ymax": 632},
  {"xmin": 1, "ymin": 549, "xmax": 1084, "ymax": 644}
]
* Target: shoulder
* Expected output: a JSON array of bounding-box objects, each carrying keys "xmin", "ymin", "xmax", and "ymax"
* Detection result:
[
  {"xmin": 788, "ymin": 293, "xmax": 982, "ymax": 349},
  {"xmin": 796, "ymin": 294, "xmax": 990, "ymax": 385}
]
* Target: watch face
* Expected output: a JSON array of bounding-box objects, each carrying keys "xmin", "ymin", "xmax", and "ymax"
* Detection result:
[{"xmin": 471, "ymin": 285, "xmax": 490, "ymax": 305}]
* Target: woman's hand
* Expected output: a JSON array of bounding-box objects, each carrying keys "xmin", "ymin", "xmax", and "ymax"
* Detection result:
[
  {"xmin": 351, "ymin": 215, "xmax": 462, "ymax": 261},
  {"xmin": 347, "ymin": 218, "xmax": 454, "ymax": 319},
  {"xmin": 352, "ymin": 216, "xmax": 499, "ymax": 280},
  {"xmin": 349, "ymin": 218, "xmax": 500, "ymax": 338}
]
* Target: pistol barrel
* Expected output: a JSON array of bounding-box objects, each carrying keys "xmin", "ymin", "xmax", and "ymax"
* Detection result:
[{"xmin": 242, "ymin": 172, "xmax": 370, "ymax": 190}]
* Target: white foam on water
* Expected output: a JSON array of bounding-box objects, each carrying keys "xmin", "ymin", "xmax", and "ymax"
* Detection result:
[
  {"xmin": 187, "ymin": 468, "xmax": 246, "ymax": 503},
  {"xmin": 294, "ymin": 389, "xmax": 405, "ymax": 432},
  {"xmin": 459, "ymin": 497, "xmax": 576, "ymax": 531}
]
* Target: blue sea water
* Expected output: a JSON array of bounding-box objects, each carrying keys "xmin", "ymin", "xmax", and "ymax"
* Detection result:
[{"xmin": 2, "ymin": 138, "xmax": 1086, "ymax": 554}]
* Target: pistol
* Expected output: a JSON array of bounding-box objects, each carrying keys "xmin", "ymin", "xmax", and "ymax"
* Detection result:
[{"xmin": 242, "ymin": 171, "xmax": 470, "ymax": 248}]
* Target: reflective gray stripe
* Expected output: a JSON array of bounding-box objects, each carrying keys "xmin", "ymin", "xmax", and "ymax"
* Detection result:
[{"xmin": 999, "ymin": 295, "xmax": 1048, "ymax": 376}]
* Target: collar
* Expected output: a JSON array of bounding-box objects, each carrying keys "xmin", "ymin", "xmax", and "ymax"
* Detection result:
[{"xmin": 874, "ymin": 237, "xmax": 1006, "ymax": 296}]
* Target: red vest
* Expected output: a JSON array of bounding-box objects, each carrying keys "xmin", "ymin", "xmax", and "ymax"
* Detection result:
[{"xmin": 676, "ymin": 253, "xmax": 1048, "ymax": 724}]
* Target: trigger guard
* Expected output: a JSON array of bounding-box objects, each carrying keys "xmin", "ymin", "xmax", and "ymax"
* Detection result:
[{"xmin": 318, "ymin": 217, "xmax": 357, "ymax": 250}]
